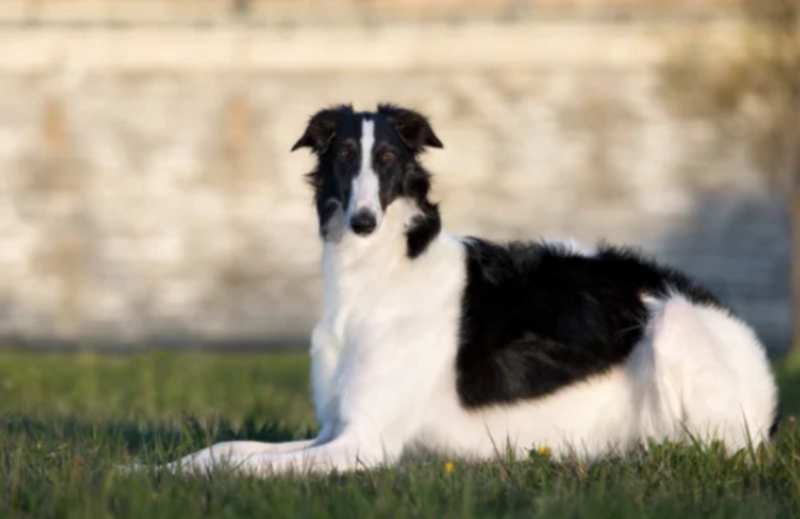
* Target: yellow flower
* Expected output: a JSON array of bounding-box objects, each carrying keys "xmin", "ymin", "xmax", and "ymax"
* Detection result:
[
  {"xmin": 536, "ymin": 446, "xmax": 552, "ymax": 458},
  {"xmin": 444, "ymin": 461, "xmax": 455, "ymax": 473}
]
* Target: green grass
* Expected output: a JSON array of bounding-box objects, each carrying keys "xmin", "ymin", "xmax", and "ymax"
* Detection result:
[{"xmin": 2, "ymin": 351, "xmax": 800, "ymax": 518}]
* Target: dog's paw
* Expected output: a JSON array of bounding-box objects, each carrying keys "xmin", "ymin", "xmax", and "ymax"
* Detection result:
[
  {"xmin": 114, "ymin": 460, "xmax": 172, "ymax": 477},
  {"xmin": 113, "ymin": 461, "xmax": 146, "ymax": 476}
]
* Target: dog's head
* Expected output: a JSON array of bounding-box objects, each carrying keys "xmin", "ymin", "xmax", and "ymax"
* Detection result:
[{"xmin": 292, "ymin": 104, "xmax": 443, "ymax": 242}]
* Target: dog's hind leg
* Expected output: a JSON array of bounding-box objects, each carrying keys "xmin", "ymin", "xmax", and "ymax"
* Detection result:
[{"xmin": 645, "ymin": 297, "xmax": 777, "ymax": 451}]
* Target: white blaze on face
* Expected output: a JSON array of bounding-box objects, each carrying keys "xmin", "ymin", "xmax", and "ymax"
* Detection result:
[{"xmin": 347, "ymin": 119, "xmax": 383, "ymax": 224}]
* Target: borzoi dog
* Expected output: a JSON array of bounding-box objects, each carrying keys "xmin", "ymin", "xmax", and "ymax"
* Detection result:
[{"xmin": 146, "ymin": 104, "xmax": 778, "ymax": 477}]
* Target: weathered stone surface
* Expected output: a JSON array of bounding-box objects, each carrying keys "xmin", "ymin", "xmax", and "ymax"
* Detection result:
[{"xmin": 0, "ymin": 22, "xmax": 789, "ymax": 352}]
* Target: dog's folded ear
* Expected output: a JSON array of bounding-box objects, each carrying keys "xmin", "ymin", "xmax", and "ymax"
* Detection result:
[
  {"xmin": 292, "ymin": 106, "xmax": 349, "ymax": 154},
  {"xmin": 378, "ymin": 104, "xmax": 443, "ymax": 152}
]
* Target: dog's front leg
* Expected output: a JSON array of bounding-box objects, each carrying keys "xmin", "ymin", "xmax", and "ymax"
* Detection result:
[
  {"xmin": 162, "ymin": 439, "xmax": 316, "ymax": 473},
  {"xmin": 177, "ymin": 422, "xmax": 337, "ymax": 471},
  {"xmin": 173, "ymin": 430, "xmax": 398, "ymax": 477},
  {"xmin": 123, "ymin": 424, "xmax": 336, "ymax": 475},
  {"xmin": 182, "ymin": 343, "xmax": 435, "ymax": 477}
]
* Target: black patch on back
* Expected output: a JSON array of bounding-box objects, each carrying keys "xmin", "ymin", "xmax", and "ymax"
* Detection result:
[{"xmin": 456, "ymin": 240, "xmax": 723, "ymax": 409}]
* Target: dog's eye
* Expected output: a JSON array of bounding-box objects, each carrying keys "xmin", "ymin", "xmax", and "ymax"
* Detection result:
[
  {"xmin": 340, "ymin": 148, "xmax": 352, "ymax": 160},
  {"xmin": 381, "ymin": 150, "xmax": 394, "ymax": 163}
]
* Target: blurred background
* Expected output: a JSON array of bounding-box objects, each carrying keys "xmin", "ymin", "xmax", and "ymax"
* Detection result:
[{"xmin": 0, "ymin": 0, "xmax": 796, "ymax": 355}]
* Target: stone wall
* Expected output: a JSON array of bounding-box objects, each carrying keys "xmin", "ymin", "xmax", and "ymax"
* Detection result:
[
  {"xmin": 0, "ymin": 20, "xmax": 790, "ymax": 352},
  {"xmin": 0, "ymin": 0, "xmax": 732, "ymax": 24}
]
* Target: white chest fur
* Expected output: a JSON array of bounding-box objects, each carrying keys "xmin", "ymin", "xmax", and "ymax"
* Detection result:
[{"xmin": 310, "ymin": 200, "xmax": 466, "ymax": 448}]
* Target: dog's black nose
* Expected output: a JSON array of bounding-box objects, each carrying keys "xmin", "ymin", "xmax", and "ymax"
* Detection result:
[{"xmin": 350, "ymin": 210, "xmax": 377, "ymax": 236}]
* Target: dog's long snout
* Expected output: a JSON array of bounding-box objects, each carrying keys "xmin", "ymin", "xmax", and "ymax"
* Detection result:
[{"xmin": 350, "ymin": 210, "xmax": 377, "ymax": 236}]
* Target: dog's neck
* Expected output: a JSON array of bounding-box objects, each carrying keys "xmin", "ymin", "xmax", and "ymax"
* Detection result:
[
  {"xmin": 319, "ymin": 198, "xmax": 443, "ymax": 307},
  {"xmin": 323, "ymin": 197, "xmax": 441, "ymax": 264}
]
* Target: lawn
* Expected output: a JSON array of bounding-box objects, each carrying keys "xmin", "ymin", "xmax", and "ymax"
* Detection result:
[{"xmin": 1, "ymin": 351, "xmax": 800, "ymax": 518}]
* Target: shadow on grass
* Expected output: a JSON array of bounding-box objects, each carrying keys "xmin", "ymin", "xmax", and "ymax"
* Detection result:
[
  {"xmin": 0, "ymin": 414, "xmax": 316, "ymax": 459},
  {"xmin": 654, "ymin": 189, "xmax": 790, "ymax": 353},
  {"xmin": 776, "ymin": 356, "xmax": 800, "ymax": 418}
]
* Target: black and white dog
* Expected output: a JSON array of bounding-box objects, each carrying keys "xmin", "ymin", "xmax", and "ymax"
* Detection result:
[{"xmin": 151, "ymin": 104, "xmax": 778, "ymax": 476}]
